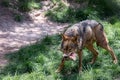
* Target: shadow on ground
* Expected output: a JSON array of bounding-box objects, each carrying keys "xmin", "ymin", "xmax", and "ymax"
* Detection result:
[{"xmin": 1, "ymin": 34, "xmax": 61, "ymax": 75}]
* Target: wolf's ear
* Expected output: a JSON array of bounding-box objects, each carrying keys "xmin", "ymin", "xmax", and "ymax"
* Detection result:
[{"xmin": 62, "ymin": 34, "xmax": 69, "ymax": 40}]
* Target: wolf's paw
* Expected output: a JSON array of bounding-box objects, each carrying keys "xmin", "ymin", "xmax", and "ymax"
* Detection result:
[
  {"xmin": 113, "ymin": 59, "xmax": 118, "ymax": 64},
  {"xmin": 88, "ymin": 61, "xmax": 95, "ymax": 64},
  {"xmin": 55, "ymin": 69, "xmax": 61, "ymax": 73}
]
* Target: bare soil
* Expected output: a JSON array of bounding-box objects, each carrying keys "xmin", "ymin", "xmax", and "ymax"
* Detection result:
[{"xmin": 0, "ymin": 1, "xmax": 68, "ymax": 67}]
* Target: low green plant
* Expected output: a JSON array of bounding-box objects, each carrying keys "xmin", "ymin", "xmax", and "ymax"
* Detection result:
[
  {"xmin": 14, "ymin": 14, "xmax": 23, "ymax": 22},
  {"xmin": 107, "ymin": 16, "xmax": 120, "ymax": 24},
  {"xmin": 46, "ymin": 1, "xmax": 102, "ymax": 23},
  {"xmin": 89, "ymin": 0, "xmax": 120, "ymax": 18},
  {"xmin": 18, "ymin": 0, "xmax": 41, "ymax": 12},
  {"xmin": 0, "ymin": 0, "xmax": 10, "ymax": 7},
  {"xmin": 46, "ymin": 0, "xmax": 120, "ymax": 23}
]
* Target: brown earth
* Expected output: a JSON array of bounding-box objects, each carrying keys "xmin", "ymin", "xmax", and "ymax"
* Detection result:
[{"xmin": 0, "ymin": 1, "xmax": 69, "ymax": 67}]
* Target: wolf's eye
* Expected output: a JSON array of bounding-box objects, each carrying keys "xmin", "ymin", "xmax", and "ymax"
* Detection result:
[
  {"xmin": 69, "ymin": 49, "xmax": 72, "ymax": 51},
  {"xmin": 63, "ymin": 48, "xmax": 66, "ymax": 51}
]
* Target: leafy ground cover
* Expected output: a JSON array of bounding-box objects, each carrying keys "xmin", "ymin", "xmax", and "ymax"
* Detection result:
[{"xmin": 0, "ymin": 21, "xmax": 120, "ymax": 80}]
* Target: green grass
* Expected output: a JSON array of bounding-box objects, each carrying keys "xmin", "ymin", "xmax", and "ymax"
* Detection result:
[
  {"xmin": 0, "ymin": 21, "xmax": 120, "ymax": 80},
  {"xmin": 18, "ymin": 0, "xmax": 41, "ymax": 12}
]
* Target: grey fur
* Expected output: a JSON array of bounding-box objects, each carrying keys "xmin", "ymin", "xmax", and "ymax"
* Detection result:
[{"xmin": 64, "ymin": 20, "xmax": 101, "ymax": 49}]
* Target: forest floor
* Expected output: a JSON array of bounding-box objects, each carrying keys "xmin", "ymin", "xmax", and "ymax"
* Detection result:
[{"xmin": 0, "ymin": 1, "xmax": 68, "ymax": 67}]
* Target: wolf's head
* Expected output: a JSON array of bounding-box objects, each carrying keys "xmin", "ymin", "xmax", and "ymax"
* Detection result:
[{"xmin": 60, "ymin": 34, "xmax": 78, "ymax": 60}]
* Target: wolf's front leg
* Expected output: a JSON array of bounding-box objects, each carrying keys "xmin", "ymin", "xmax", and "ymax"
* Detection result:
[
  {"xmin": 55, "ymin": 58, "xmax": 65, "ymax": 73},
  {"xmin": 77, "ymin": 50, "xmax": 83, "ymax": 73}
]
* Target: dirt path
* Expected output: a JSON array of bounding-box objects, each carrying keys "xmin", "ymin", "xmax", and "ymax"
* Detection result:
[{"xmin": 0, "ymin": 2, "xmax": 68, "ymax": 67}]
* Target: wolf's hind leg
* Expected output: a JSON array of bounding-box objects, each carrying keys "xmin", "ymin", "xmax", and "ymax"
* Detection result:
[
  {"xmin": 99, "ymin": 43, "xmax": 118, "ymax": 64},
  {"xmin": 96, "ymin": 27, "xmax": 118, "ymax": 64}
]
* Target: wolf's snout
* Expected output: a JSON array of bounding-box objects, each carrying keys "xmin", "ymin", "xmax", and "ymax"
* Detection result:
[{"xmin": 63, "ymin": 54, "xmax": 68, "ymax": 58}]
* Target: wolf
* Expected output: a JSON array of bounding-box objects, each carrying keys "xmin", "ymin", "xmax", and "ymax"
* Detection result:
[{"xmin": 56, "ymin": 20, "xmax": 118, "ymax": 73}]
